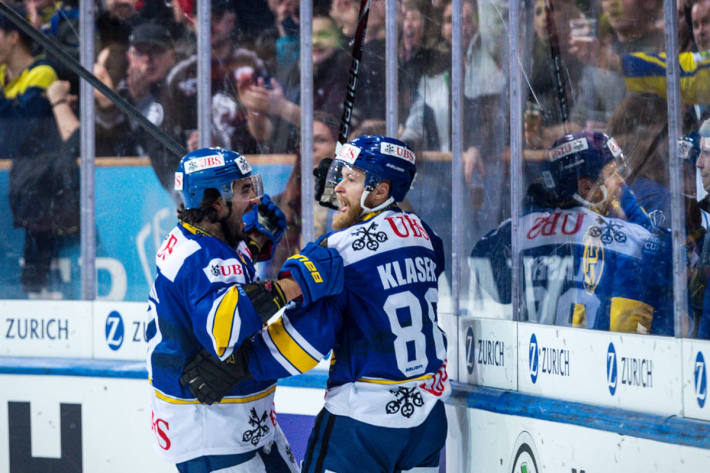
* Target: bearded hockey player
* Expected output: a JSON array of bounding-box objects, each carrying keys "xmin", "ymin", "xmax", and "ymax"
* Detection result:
[
  {"xmin": 146, "ymin": 147, "xmax": 343, "ymax": 472},
  {"xmin": 181, "ymin": 136, "xmax": 450, "ymax": 473},
  {"xmin": 470, "ymin": 130, "xmax": 666, "ymax": 333}
]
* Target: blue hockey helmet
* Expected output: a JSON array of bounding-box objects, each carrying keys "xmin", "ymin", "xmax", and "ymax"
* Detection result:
[
  {"xmin": 319, "ymin": 135, "xmax": 417, "ymax": 213},
  {"xmin": 542, "ymin": 131, "xmax": 626, "ymax": 208},
  {"xmin": 174, "ymin": 147, "xmax": 263, "ymax": 209}
]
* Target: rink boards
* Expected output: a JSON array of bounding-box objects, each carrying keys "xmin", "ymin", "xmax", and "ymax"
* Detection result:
[{"xmin": 1, "ymin": 302, "xmax": 710, "ymax": 471}]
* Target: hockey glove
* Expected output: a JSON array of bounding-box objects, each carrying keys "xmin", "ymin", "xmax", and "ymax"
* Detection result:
[
  {"xmin": 243, "ymin": 194, "xmax": 287, "ymax": 261},
  {"xmin": 279, "ymin": 241, "xmax": 344, "ymax": 306},
  {"xmin": 180, "ymin": 345, "xmax": 252, "ymax": 405},
  {"xmin": 243, "ymin": 280, "xmax": 288, "ymax": 323}
]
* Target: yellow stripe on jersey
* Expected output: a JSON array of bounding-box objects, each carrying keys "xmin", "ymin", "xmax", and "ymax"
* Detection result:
[
  {"xmin": 267, "ymin": 318, "xmax": 319, "ymax": 373},
  {"xmin": 4, "ymin": 64, "xmax": 57, "ymax": 98},
  {"xmin": 153, "ymin": 384, "xmax": 276, "ymax": 404},
  {"xmin": 572, "ymin": 303, "xmax": 586, "ymax": 328},
  {"xmin": 212, "ymin": 286, "xmax": 240, "ymax": 357},
  {"xmin": 609, "ymin": 297, "xmax": 653, "ymax": 334},
  {"xmin": 358, "ymin": 374, "xmax": 433, "ymax": 385}
]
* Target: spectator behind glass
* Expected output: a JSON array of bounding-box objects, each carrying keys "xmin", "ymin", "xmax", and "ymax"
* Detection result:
[
  {"xmin": 524, "ymin": 0, "xmax": 585, "ymax": 153},
  {"xmin": 0, "ymin": 7, "xmax": 71, "ymax": 297},
  {"xmin": 694, "ymin": 119, "xmax": 710, "ymax": 338},
  {"xmin": 161, "ymin": 0, "xmax": 270, "ymax": 192},
  {"xmin": 237, "ymin": 13, "xmax": 349, "ymax": 153},
  {"xmin": 568, "ymin": 0, "xmax": 664, "ymax": 129},
  {"xmin": 693, "ymin": 0, "xmax": 710, "ymax": 51},
  {"xmin": 607, "ymin": 92, "xmax": 670, "ymax": 220},
  {"xmin": 329, "ymin": 0, "xmax": 387, "ymax": 122},
  {"xmin": 398, "ymin": 0, "xmax": 442, "ymax": 150},
  {"xmin": 266, "ymin": 111, "xmax": 340, "ymax": 278},
  {"xmin": 268, "ymin": 0, "xmax": 299, "ymax": 79},
  {"xmin": 94, "ymin": 22, "xmax": 175, "ymax": 163},
  {"xmin": 97, "ymin": 0, "xmax": 141, "ymax": 51}
]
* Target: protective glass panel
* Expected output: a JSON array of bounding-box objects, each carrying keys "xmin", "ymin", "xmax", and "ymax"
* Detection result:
[
  {"xmin": 0, "ymin": 2, "xmax": 85, "ymax": 299},
  {"xmin": 509, "ymin": 0, "xmax": 676, "ymax": 337},
  {"xmin": 461, "ymin": 0, "xmax": 512, "ymax": 320}
]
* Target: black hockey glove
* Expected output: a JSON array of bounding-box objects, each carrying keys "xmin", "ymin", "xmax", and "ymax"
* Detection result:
[
  {"xmin": 179, "ymin": 345, "xmax": 252, "ymax": 405},
  {"xmin": 243, "ymin": 280, "xmax": 288, "ymax": 323}
]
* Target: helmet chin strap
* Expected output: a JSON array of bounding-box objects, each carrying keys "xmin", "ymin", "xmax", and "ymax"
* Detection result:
[
  {"xmin": 572, "ymin": 185, "xmax": 608, "ymax": 210},
  {"xmin": 359, "ymin": 188, "xmax": 395, "ymax": 215}
]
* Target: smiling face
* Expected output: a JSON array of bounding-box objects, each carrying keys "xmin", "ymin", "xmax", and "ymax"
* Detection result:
[
  {"xmin": 224, "ymin": 176, "xmax": 260, "ymax": 241},
  {"xmin": 332, "ymin": 165, "xmax": 366, "ymax": 229}
]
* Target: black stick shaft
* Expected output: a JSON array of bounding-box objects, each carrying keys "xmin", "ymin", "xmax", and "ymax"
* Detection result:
[
  {"xmin": 0, "ymin": 1, "xmax": 186, "ymax": 157},
  {"xmin": 338, "ymin": 0, "xmax": 371, "ymax": 145},
  {"xmin": 544, "ymin": 0, "xmax": 569, "ymax": 128}
]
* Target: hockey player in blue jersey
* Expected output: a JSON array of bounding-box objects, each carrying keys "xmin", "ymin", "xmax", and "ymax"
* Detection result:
[
  {"xmin": 470, "ymin": 130, "xmax": 667, "ymax": 333},
  {"xmin": 181, "ymin": 136, "xmax": 450, "ymax": 473},
  {"xmin": 146, "ymin": 147, "xmax": 344, "ymax": 472}
]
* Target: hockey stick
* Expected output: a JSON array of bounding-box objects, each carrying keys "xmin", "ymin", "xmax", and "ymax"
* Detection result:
[
  {"xmin": 543, "ymin": 0, "xmax": 570, "ymax": 129},
  {"xmin": 337, "ymin": 0, "xmax": 372, "ymax": 148},
  {"xmin": 315, "ymin": 0, "xmax": 371, "ymax": 209},
  {"xmin": 0, "ymin": 0, "xmax": 186, "ymax": 157}
]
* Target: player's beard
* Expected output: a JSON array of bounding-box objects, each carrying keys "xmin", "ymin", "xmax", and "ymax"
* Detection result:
[{"xmin": 332, "ymin": 195, "xmax": 362, "ymax": 230}]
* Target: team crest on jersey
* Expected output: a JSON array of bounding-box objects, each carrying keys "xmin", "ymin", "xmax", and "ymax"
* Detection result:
[
  {"xmin": 351, "ymin": 222, "xmax": 388, "ymax": 251},
  {"xmin": 385, "ymin": 386, "xmax": 424, "ymax": 418},
  {"xmin": 583, "ymin": 233, "xmax": 605, "ymax": 294},
  {"xmin": 242, "ymin": 408, "xmax": 270, "ymax": 446},
  {"xmin": 588, "ymin": 216, "xmax": 627, "ymax": 245},
  {"xmin": 203, "ymin": 257, "xmax": 244, "ymax": 284}
]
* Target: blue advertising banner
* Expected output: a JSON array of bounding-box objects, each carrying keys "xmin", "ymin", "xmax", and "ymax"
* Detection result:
[{"xmin": 0, "ymin": 163, "xmax": 292, "ymax": 301}]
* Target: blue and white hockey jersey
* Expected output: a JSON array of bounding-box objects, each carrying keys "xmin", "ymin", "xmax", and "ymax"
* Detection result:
[
  {"xmin": 470, "ymin": 190, "xmax": 666, "ymax": 333},
  {"xmin": 247, "ymin": 208, "xmax": 450, "ymax": 428},
  {"xmin": 146, "ymin": 221, "xmax": 278, "ymax": 464}
]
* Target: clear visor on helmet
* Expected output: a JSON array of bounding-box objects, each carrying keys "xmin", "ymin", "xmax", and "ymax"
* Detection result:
[
  {"xmin": 219, "ymin": 174, "xmax": 263, "ymax": 203},
  {"xmin": 319, "ymin": 160, "xmax": 354, "ymax": 209}
]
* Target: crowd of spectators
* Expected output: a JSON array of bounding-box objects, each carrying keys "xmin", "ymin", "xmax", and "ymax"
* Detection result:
[{"xmin": 2, "ymin": 0, "xmax": 710, "ymax": 337}]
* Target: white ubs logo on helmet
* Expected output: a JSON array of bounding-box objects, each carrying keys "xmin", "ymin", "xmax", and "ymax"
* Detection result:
[
  {"xmin": 380, "ymin": 142, "xmax": 415, "ymax": 164},
  {"xmin": 184, "ymin": 155, "xmax": 225, "ymax": 174},
  {"xmin": 549, "ymin": 137, "xmax": 588, "ymax": 160}
]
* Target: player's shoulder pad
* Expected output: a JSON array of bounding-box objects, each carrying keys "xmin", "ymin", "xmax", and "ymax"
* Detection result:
[
  {"xmin": 326, "ymin": 209, "xmax": 437, "ymax": 267},
  {"xmin": 418, "ymin": 216, "xmax": 445, "ymax": 276},
  {"xmin": 155, "ymin": 225, "xmax": 201, "ymax": 282}
]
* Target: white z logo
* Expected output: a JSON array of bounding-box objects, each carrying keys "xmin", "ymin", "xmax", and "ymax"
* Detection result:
[
  {"xmin": 696, "ymin": 361, "xmax": 706, "ymax": 401},
  {"xmin": 607, "ymin": 352, "xmax": 616, "ymax": 388}
]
